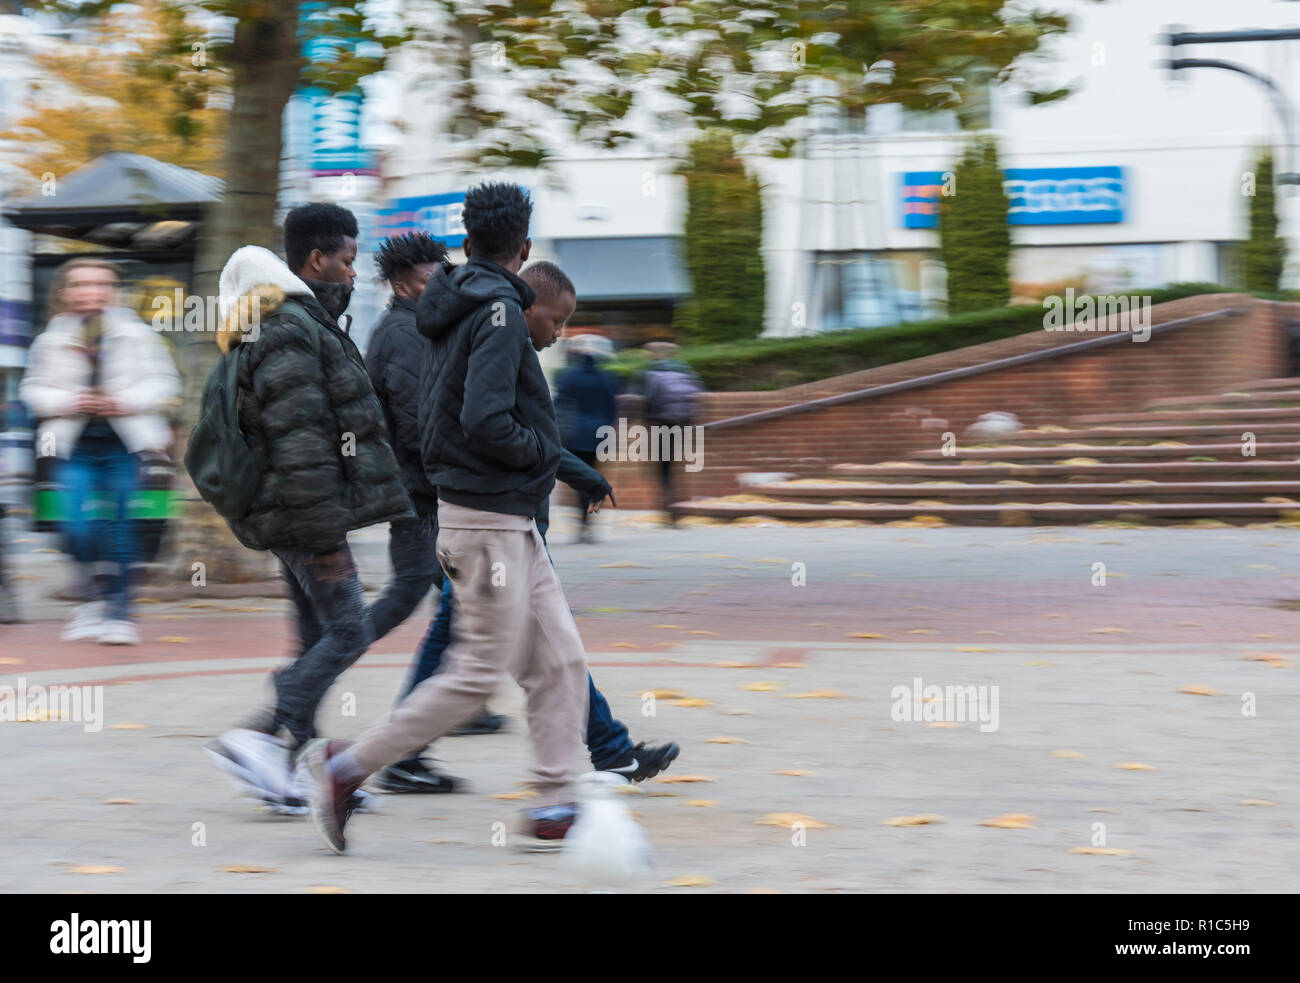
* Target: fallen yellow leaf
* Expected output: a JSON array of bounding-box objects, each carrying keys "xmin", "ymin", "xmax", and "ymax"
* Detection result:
[
  {"xmin": 108, "ymin": 723, "xmax": 150, "ymax": 730},
  {"xmin": 847, "ymin": 632, "xmax": 888, "ymax": 639},
  {"xmin": 220, "ymin": 865, "xmax": 276, "ymax": 873},
  {"xmin": 785, "ymin": 689, "xmax": 847, "ymax": 699},
  {"xmin": 741, "ymin": 681, "xmax": 783, "ymax": 692},
  {"xmin": 102, "ymin": 798, "xmax": 137, "ymax": 806},
  {"xmin": 158, "ymin": 636, "xmax": 193, "ymax": 644},
  {"xmin": 302, "ymin": 885, "xmax": 350, "ymax": 894},
  {"xmin": 652, "ymin": 624, "xmax": 683, "ymax": 629},
  {"xmin": 684, "ymin": 800, "xmax": 719, "ymax": 807},
  {"xmin": 670, "ymin": 698, "xmax": 712, "ymax": 707},
  {"xmin": 1088, "ymin": 627, "xmax": 1131, "ymax": 635},
  {"xmin": 979, "ymin": 813, "xmax": 1037, "ymax": 828},
  {"xmin": 706, "ymin": 736, "xmax": 747, "ymax": 744},
  {"xmin": 1051, "ymin": 750, "xmax": 1085, "ymax": 759},
  {"xmin": 1114, "ymin": 762, "xmax": 1156, "ymax": 771},
  {"xmin": 684, "ymin": 630, "xmax": 719, "ymax": 636},
  {"xmin": 0, "ymin": 657, "xmax": 23, "ymax": 666},
  {"xmin": 654, "ymin": 775, "xmax": 715, "ymax": 784},
  {"xmin": 69, "ymin": 865, "xmax": 124, "ymax": 874},
  {"xmin": 665, "ymin": 875, "xmax": 716, "ymax": 888},
  {"xmin": 713, "ymin": 661, "xmax": 753, "ymax": 668},
  {"xmin": 956, "ymin": 646, "xmax": 993, "ymax": 653},
  {"xmin": 774, "ymin": 769, "xmax": 815, "ymax": 776},
  {"xmin": 756, "ymin": 813, "xmax": 828, "ymax": 829},
  {"xmin": 882, "ymin": 814, "xmax": 944, "ymax": 826},
  {"xmin": 643, "ymin": 689, "xmax": 687, "ymax": 699},
  {"xmin": 1241, "ymin": 799, "xmax": 1276, "ymax": 807},
  {"xmin": 772, "ymin": 662, "xmax": 805, "ymax": 669},
  {"xmin": 1178, "ymin": 684, "xmax": 1218, "ymax": 696}
]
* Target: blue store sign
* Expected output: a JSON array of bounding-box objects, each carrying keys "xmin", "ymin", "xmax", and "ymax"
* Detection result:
[
  {"xmin": 899, "ymin": 166, "xmax": 1125, "ymax": 228},
  {"xmin": 374, "ymin": 192, "xmax": 468, "ymax": 249}
]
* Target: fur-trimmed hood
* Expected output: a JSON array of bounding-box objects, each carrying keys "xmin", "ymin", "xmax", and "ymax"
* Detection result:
[{"xmin": 216, "ymin": 245, "xmax": 313, "ymax": 353}]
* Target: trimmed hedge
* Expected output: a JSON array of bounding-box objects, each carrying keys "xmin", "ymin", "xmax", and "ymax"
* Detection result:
[{"xmin": 612, "ymin": 284, "xmax": 1236, "ymax": 391}]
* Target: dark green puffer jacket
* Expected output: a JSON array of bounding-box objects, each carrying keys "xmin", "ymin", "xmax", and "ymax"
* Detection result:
[{"xmin": 227, "ymin": 288, "xmax": 412, "ymax": 552}]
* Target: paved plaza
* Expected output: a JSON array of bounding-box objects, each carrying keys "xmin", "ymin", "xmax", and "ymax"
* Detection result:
[{"xmin": 2, "ymin": 512, "xmax": 1298, "ymax": 892}]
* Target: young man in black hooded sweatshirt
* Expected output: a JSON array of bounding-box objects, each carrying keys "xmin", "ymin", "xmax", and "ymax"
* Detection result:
[{"xmin": 308, "ymin": 183, "xmax": 593, "ymax": 852}]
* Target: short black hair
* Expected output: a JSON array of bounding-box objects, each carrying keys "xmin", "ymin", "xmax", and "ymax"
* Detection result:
[
  {"xmin": 284, "ymin": 202, "xmax": 359, "ymax": 274},
  {"xmin": 375, "ymin": 232, "xmax": 449, "ymax": 283},
  {"xmin": 520, "ymin": 260, "xmax": 575, "ymax": 302},
  {"xmin": 462, "ymin": 182, "xmax": 532, "ymax": 262}
]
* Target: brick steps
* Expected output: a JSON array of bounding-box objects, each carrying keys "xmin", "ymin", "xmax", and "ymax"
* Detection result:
[{"xmin": 679, "ymin": 377, "xmax": 1300, "ymax": 524}]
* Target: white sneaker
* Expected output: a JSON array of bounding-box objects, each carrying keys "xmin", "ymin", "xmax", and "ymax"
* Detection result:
[
  {"xmin": 61, "ymin": 601, "xmax": 105, "ymax": 641},
  {"xmin": 206, "ymin": 728, "xmax": 298, "ymax": 809},
  {"xmin": 97, "ymin": 619, "xmax": 139, "ymax": 645}
]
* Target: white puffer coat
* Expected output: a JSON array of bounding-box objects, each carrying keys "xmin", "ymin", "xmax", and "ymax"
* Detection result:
[{"xmin": 19, "ymin": 306, "xmax": 181, "ymax": 458}]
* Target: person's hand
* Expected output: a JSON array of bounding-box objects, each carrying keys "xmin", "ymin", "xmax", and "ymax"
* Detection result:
[
  {"xmin": 72, "ymin": 391, "xmax": 100, "ymax": 415},
  {"xmin": 95, "ymin": 395, "xmax": 125, "ymax": 417},
  {"xmin": 587, "ymin": 489, "xmax": 617, "ymax": 514}
]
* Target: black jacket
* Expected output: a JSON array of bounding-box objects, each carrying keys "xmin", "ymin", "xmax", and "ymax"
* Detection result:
[
  {"xmin": 231, "ymin": 290, "xmax": 412, "ymax": 552},
  {"xmin": 364, "ymin": 295, "xmax": 436, "ymax": 516},
  {"xmin": 415, "ymin": 258, "xmax": 562, "ymax": 517}
]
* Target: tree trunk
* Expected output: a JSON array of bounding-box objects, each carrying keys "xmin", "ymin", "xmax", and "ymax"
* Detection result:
[{"xmin": 163, "ymin": 6, "xmax": 303, "ymax": 588}]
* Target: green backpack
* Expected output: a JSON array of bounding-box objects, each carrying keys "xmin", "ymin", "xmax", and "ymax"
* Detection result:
[{"xmin": 184, "ymin": 343, "xmax": 264, "ymax": 523}]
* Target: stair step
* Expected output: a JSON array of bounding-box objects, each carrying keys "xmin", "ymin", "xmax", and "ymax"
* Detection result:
[
  {"xmin": 1003, "ymin": 422, "xmax": 1300, "ymax": 443},
  {"xmin": 745, "ymin": 480, "xmax": 1300, "ymax": 501},
  {"xmin": 1144, "ymin": 390, "xmax": 1300, "ymax": 408},
  {"xmin": 1226, "ymin": 377, "xmax": 1300, "ymax": 392},
  {"xmin": 1072, "ymin": 407, "xmax": 1300, "ymax": 426},
  {"xmin": 677, "ymin": 500, "xmax": 1300, "ymax": 523},
  {"xmin": 910, "ymin": 441, "xmax": 1300, "ymax": 461},
  {"xmin": 832, "ymin": 460, "xmax": 1300, "ymax": 480}
]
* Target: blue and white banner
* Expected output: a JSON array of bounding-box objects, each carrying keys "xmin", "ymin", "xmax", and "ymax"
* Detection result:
[
  {"xmin": 373, "ymin": 192, "xmax": 468, "ymax": 249},
  {"xmin": 899, "ymin": 166, "xmax": 1126, "ymax": 228}
]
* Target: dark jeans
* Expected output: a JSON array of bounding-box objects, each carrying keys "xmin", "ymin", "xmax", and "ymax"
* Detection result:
[
  {"xmin": 272, "ymin": 545, "xmax": 374, "ymax": 753},
  {"xmin": 57, "ymin": 436, "xmax": 138, "ymax": 621},
  {"xmin": 401, "ymin": 574, "xmax": 633, "ymax": 769},
  {"xmin": 369, "ymin": 514, "xmax": 443, "ymax": 643}
]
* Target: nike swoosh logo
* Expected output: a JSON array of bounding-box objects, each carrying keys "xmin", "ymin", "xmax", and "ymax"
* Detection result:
[{"xmin": 608, "ymin": 759, "xmax": 639, "ymax": 774}]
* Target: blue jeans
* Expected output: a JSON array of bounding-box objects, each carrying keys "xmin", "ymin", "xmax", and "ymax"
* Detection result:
[
  {"xmin": 58, "ymin": 436, "xmax": 138, "ymax": 622},
  {"xmin": 401, "ymin": 575, "xmax": 633, "ymax": 768}
]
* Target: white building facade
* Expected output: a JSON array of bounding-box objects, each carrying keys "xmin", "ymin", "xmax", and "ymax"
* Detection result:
[{"xmin": 365, "ymin": 0, "xmax": 1300, "ymax": 346}]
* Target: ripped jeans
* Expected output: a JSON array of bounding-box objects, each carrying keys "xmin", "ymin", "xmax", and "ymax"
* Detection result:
[{"xmin": 270, "ymin": 544, "xmax": 375, "ymax": 754}]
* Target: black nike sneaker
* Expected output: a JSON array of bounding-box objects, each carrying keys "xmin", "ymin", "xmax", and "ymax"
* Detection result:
[
  {"xmin": 598, "ymin": 741, "xmax": 680, "ymax": 783},
  {"xmin": 374, "ymin": 758, "xmax": 464, "ymax": 794}
]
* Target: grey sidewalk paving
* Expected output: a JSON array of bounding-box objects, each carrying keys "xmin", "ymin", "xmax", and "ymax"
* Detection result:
[{"xmin": 3, "ymin": 636, "xmax": 1297, "ymax": 893}]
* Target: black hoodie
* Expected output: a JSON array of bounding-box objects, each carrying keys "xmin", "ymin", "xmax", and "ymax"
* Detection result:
[{"xmin": 415, "ymin": 256, "xmax": 562, "ymax": 517}]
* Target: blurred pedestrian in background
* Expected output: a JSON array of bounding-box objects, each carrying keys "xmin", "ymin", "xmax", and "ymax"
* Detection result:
[
  {"xmin": 639, "ymin": 341, "xmax": 704, "ymax": 526},
  {"xmin": 554, "ymin": 329, "xmax": 618, "ymax": 543},
  {"xmin": 18, "ymin": 258, "xmax": 180, "ymax": 644}
]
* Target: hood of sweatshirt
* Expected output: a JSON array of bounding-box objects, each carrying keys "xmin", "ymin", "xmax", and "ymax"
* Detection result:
[{"xmin": 415, "ymin": 257, "xmax": 535, "ymax": 342}]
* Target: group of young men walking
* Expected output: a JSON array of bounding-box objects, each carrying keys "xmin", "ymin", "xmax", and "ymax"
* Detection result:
[{"xmin": 204, "ymin": 183, "xmax": 679, "ymax": 852}]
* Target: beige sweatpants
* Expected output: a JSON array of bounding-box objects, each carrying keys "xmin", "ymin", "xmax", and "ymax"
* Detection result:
[{"xmin": 349, "ymin": 501, "xmax": 589, "ymax": 805}]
